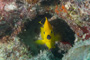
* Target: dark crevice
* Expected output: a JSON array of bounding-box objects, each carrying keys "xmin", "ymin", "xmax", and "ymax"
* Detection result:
[{"xmin": 18, "ymin": 13, "xmax": 75, "ymax": 58}]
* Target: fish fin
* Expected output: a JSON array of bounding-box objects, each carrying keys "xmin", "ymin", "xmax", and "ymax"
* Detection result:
[
  {"xmin": 46, "ymin": 42, "xmax": 51, "ymax": 49},
  {"xmin": 39, "ymin": 18, "xmax": 45, "ymax": 25},
  {"xmin": 35, "ymin": 40, "xmax": 45, "ymax": 45},
  {"xmin": 39, "ymin": 21, "xmax": 43, "ymax": 25},
  {"xmin": 45, "ymin": 17, "xmax": 48, "ymax": 20},
  {"xmin": 46, "ymin": 43, "xmax": 55, "ymax": 49},
  {"xmin": 55, "ymin": 34, "xmax": 61, "ymax": 41}
]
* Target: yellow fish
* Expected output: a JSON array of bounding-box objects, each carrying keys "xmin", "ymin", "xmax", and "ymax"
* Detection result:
[{"xmin": 35, "ymin": 17, "xmax": 59, "ymax": 49}]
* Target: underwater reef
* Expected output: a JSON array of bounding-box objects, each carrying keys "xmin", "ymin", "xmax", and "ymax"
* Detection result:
[
  {"xmin": 0, "ymin": 0, "xmax": 90, "ymax": 60},
  {"xmin": 0, "ymin": 37, "xmax": 31, "ymax": 60},
  {"xmin": 62, "ymin": 39, "xmax": 90, "ymax": 60}
]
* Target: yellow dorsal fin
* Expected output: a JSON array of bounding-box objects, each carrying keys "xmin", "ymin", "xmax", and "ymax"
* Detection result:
[{"xmin": 44, "ymin": 17, "xmax": 52, "ymax": 30}]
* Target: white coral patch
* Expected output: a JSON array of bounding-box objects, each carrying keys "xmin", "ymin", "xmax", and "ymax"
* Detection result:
[
  {"xmin": 65, "ymin": 2, "xmax": 71, "ymax": 9},
  {"xmin": 4, "ymin": 2, "xmax": 17, "ymax": 11}
]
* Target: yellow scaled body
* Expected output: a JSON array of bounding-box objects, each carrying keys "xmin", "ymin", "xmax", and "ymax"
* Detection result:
[{"xmin": 35, "ymin": 17, "xmax": 59, "ymax": 49}]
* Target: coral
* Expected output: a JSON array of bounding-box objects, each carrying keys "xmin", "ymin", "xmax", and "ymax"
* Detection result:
[
  {"xmin": 55, "ymin": 4, "xmax": 68, "ymax": 16},
  {"xmin": 0, "ymin": 0, "xmax": 46, "ymax": 37},
  {"xmin": 62, "ymin": 39, "xmax": 90, "ymax": 60},
  {"xmin": 57, "ymin": 41, "xmax": 72, "ymax": 52},
  {"xmin": 30, "ymin": 50, "xmax": 60, "ymax": 60},
  {"xmin": 0, "ymin": 36, "xmax": 31, "ymax": 60},
  {"xmin": 51, "ymin": 0, "xmax": 90, "ymax": 40},
  {"xmin": 25, "ymin": 0, "xmax": 39, "ymax": 4}
]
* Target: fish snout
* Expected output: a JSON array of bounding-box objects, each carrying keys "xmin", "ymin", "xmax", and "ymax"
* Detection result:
[{"xmin": 47, "ymin": 35, "xmax": 51, "ymax": 40}]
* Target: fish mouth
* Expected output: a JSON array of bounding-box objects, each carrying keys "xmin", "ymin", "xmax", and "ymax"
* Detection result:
[{"xmin": 47, "ymin": 35, "xmax": 51, "ymax": 40}]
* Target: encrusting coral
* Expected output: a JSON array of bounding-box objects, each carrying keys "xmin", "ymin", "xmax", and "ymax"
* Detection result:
[
  {"xmin": 0, "ymin": 37, "xmax": 31, "ymax": 60},
  {"xmin": 30, "ymin": 50, "xmax": 60, "ymax": 60},
  {"xmin": 0, "ymin": 0, "xmax": 90, "ymax": 60},
  {"xmin": 62, "ymin": 39, "xmax": 90, "ymax": 60}
]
